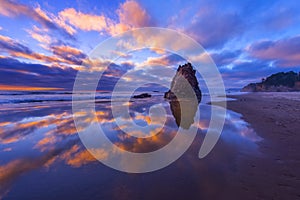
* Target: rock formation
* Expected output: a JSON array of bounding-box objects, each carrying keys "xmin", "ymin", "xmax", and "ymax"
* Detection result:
[
  {"xmin": 242, "ymin": 71, "xmax": 300, "ymax": 92},
  {"xmin": 132, "ymin": 93, "xmax": 151, "ymax": 98},
  {"xmin": 164, "ymin": 63, "xmax": 201, "ymax": 129},
  {"xmin": 164, "ymin": 63, "xmax": 202, "ymax": 102}
]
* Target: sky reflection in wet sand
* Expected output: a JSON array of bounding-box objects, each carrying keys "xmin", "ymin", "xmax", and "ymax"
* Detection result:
[{"xmin": 0, "ymin": 94, "xmax": 262, "ymax": 199}]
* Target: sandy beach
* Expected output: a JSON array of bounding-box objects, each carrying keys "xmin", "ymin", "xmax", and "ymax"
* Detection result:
[{"xmin": 215, "ymin": 92, "xmax": 300, "ymax": 199}]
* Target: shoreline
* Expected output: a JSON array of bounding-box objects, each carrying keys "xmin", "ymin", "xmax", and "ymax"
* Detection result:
[{"xmin": 213, "ymin": 92, "xmax": 300, "ymax": 199}]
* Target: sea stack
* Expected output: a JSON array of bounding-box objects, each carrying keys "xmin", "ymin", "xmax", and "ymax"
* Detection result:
[{"xmin": 164, "ymin": 63, "xmax": 202, "ymax": 103}]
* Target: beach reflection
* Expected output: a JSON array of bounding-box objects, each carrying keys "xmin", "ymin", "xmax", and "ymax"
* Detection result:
[
  {"xmin": 169, "ymin": 99, "xmax": 199, "ymax": 129},
  {"xmin": 0, "ymin": 95, "xmax": 262, "ymax": 199}
]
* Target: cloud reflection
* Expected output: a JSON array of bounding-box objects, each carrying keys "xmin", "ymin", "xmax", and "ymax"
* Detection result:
[{"xmin": 0, "ymin": 94, "xmax": 263, "ymax": 198}]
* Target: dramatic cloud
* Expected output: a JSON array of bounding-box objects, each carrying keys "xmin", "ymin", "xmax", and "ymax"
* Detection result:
[
  {"xmin": 220, "ymin": 60, "xmax": 271, "ymax": 88},
  {"xmin": 0, "ymin": 34, "xmax": 85, "ymax": 65},
  {"xmin": 108, "ymin": 0, "xmax": 153, "ymax": 35},
  {"xmin": 0, "ymin": 57, "xmax": 136, "ymax": 91},
  {"xmin": 51, "ymin": 45, "xmax": 87, "ymax": 65},
  {"xmin": 55, "ymin": 0, "xmax": 152, "ymax": 35},
  {"xmin": 0, "ymin": 0, "xmax": 153, "ymax": 41},
  {"xmin": 220, "ymin": 59, "xmax": 299, "ymax": 88},
  {"xmin": 58, "ymin": 8, "xmax": 108, "ymax": 32},
  {"xmin": 0, "ymin": 0, "xmax": 36, "ymax": 17},
  {"xmin": 0, "ymin": 0, "xmax": 299, "ymax": 89},
  {"xmin": 25, "ymin": 26, "xmax": 51, "ymax": 45},
  {"xmin": 0, "ymin": 0, "xmax": 74, "ymax": 38},
  {"xmin": 247, "ymin": 36, "xmax": 300, "ymax": 67},
  {"xmin": 137, "ymin": 53, "xmax": 185, "ymax": 68},
  {"xmin": 117, "ymin": 0, "xmax": 151, "ymax": 27},
  {"xmin": 0, "ymin": 35, "xmax": 32, "ymax": 54},
  {"xmin": 186, "ymin": 6, "xmax": 243, "ymax": 49},
  {"xmin": 210, "ymin": 50, "xmax": 242, "ymax": 67},
  {"xmin": 0, "ymin": 57, "xmax": 77, "ymax": 89}
]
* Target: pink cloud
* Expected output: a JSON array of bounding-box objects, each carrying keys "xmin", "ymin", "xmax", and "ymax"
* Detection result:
[
  {"xmin": 0, "ymin": 34, "xmax": 85, "ymax": 66},
  {"xmin": 0, "ymin": 0, "xmax": 30, "ymax": 17},
  {"xmin": 58, "ymin": 8, "xmax": 108, "ymax": 32},
  {"xmin": 51, "ymin": 45, "xmax": 84, "ymax": 56},
  {"xmin": 248, "ymin": 36, "xmax": 300, "ymax": 67},
  {"xmin": 0, "ymin": 0, "xmax": 152, "ymax": 37},
  {"xmin": 108, "ymin": 0, "xmax": 152, "ymax": 35},
  {"xmin": 26, "ymin": 26, "xmax": 51, "ymax": 45},
  {"xmin": 117, "ymin": 0, "xmax": 151, "ymax": 27},
  {"xmin": 0, "ymin": 0, "xmax": 74, "ymax": 37}
]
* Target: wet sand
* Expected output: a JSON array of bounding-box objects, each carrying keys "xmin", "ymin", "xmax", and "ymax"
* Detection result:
[
  {"xmin": 214, "ymin": 92, "xmax": 300, "ymax": 199},
  {"xmin": 1, "ymin": 93, "xmax": 299, "ymax": 199}
]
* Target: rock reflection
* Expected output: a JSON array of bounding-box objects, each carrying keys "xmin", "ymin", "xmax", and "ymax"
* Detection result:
[
  {"xmin": 169, "ymin": 99, "xmax": 199, "ymax": 129},
  {"xmin": 164, "ymin": 63, "xmax": 201, "ymax": 130}
]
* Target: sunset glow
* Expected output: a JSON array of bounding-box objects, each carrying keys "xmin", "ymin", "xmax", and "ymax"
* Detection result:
[{"xmin": 0, "ymin": 84, "xmax": 63, "ymax": 91}]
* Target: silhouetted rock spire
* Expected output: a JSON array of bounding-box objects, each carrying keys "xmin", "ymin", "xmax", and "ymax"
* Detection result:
[{"xmin": 164, "ymin": 63, "xmax": 202, "ymax": 102}]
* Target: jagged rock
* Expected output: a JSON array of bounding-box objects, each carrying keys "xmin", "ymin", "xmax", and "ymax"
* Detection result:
[
  {"xmin": 164, "ymin": 63, "xmax": 202, "ymax": 102},
  {"xmin": 133, "ymin": 93, "xmax": 151, "ymax": 98}
]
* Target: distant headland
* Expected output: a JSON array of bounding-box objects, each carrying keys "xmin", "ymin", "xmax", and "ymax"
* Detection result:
[{"xmin": 242, "ymin": 71, "xmax": 300, "ymax": 92}]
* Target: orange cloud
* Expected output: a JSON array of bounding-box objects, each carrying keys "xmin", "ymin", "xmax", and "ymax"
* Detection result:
[
  {"xmin": 144, "ymin": 56, "xmax": 172, "ymax": 66},
  {"xmin": 55, "ymin": 0, "xmax": 152, "ymax": 36},
  {"xmin": 64, "ymin": 150, "xmax": 97, "ymax": 167},
  {"xmin": 150, "ymin": 48, "xmax": 166, "ymax": 54},
  {"xmin": 26, "ymin": 26, "xmax": 51, "ymax": 45},
  {"xmin": 0, "ymin": 34, "xmax": 82, "ymax": 65},
  {"xmin": 0, "ymin": 137, "xmax": 18, "ymax": 144},
  {"xmin": 107, "ymin": 22, "xmax": 130, "ymax": 36},
  {"xmin": 59, "ymin": 8, "xmax": 108, "ymax": 32},
  {"xmin": 0, "ymin": 122, "xmax": 10, "ymax": 126},
  {"xmin": 34, "ymin": 5, "xmax": 76, "ymax": 36},
  {"xmin": 35, "ymin": 135, "xmax": 57, "ymax": 149},
  {"xmin": 117, "ymin": 0, "xmax": 151, "ymax": 27},
  {"xmin": 0, "ymin": 34, "xmax": 12, "ymax": 42},
  {"xmin": 0, "ymin": 0, "xmax": 152, "ymax": 39},
  {"xmin": 108, "ymin": 0, "xmax": 152, "ymax": 35},
  {"xmin": 52, "ymin": 16, "xmax": 76, "ymax": 35},
  {"xmin": 52, "ymin": 45, "xmax": 84, "ymax": 56},
  {"xmin": 11, "ymin": 51, "xmax": 70, "ymax": 64},
  {"xmin": 135, "ymin": 54, "xmax": 184, "ymax": 70},
  {"xmin": 33, "ymin": 6, "xmax": 52, "ymax": 24}
]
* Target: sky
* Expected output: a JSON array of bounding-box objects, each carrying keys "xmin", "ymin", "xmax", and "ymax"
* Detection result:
[{"xmin": 0, "ymin": 0, "xmax": 300, "ymax": 91}]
